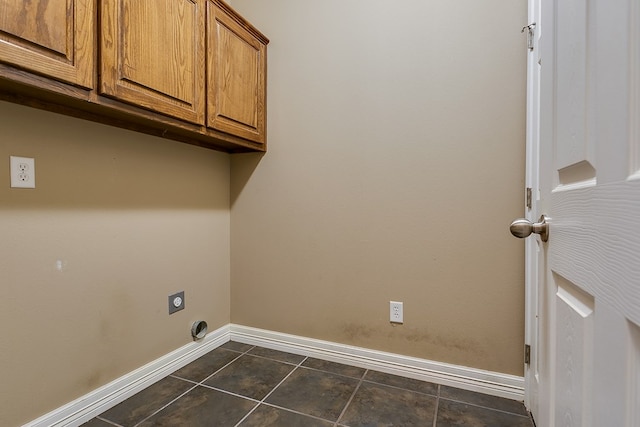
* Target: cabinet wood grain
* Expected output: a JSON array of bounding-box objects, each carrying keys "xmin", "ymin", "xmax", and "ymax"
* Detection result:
[
  {"xmin": 0, "ymin": 0, "xmax": 268, "ymax": 152},
  {"xmin": 207, "ymin": 0, "xmax": 267, "ymax": 144},
  {"xmin": 100, "ymin": 0, "xmax": 206, "ymax": 124},
  {"xmin": 0, "ymin": 0, "xmax": 94, "ymax": 88}
]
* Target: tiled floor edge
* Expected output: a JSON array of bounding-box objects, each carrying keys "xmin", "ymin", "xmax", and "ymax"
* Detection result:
[
  {"xmin": 24, "ymin": 324, "xmax": 231, "ymax": 427},
  {"xmin": 25, "ymin": 323, "xmax": 526, "ymax": 427},
  {"xmin": 229, "ymin": 324, "xmax": 525, "ymax": 402}
]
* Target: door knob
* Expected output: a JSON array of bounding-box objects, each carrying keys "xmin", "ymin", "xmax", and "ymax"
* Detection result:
[{"xmin": 510, "ymin": 215, "xmax": 549, "ymax": 242}]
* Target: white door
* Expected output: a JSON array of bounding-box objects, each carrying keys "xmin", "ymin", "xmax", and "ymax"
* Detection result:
[
  {"xmin": 522, "ymin": 0, "xmax": 541, "ymax": 418},
  {"xmin": 517, "ymin": 0, "xmax": 640, "ymax": 426}
]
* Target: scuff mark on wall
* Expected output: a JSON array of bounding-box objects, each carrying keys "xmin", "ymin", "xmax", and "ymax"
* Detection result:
[{"xmin": 341, "ymin": 322, "xmax": 375, "ymax": 341}]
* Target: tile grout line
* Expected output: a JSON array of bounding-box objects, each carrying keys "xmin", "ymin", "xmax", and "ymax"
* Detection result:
[
  {"xmin": 437, "ymin": 397, "xmax": 532, "ymax": 418},
  {"xmin": 170, "ymin": 344, "xmax": 255, "ymax": 385},
  {"xmin": 256, "ymin": 355, "xmax": 309, "ymax": 403},
  {"xmin": 120, "ymin": 345, "xmax": 256, "ymax": 427},
  {"xmin": 95, "ymin": 416, "xmax": 123, "ymax": 426},
  {"xmin": 296, "ymin": 364, "xmax": 366, "ymax": 382},
  {"xmin": 229, "ymin": 345, "xmax": 257, "ymax": 357},
  {"xmin": 198, "ymin": 381, "xmax": 343, "ymax": 426},
  {"xmin": 256, "ymin": 401, "xmax": 341, "ymax": 425},
  {"xmin": 432, "ymin": 384, "xmax": 440, "ymax": 427},
  {"xmin": 232, "ymin": 355, "xmax": 310, "ymax": 427},
  {"xmin": 130, "ymin": 383, "xmax": 200, "ymax": 427},
  {"xmin": 167, "ymin": 374, "xmax": 199, "ymax": 384},
  {"xmin": 359, "ymin": 378, "xmax": 439, "ymax": 398},
  {"xmin": 190, "ymin": 382, "xmax": 262, "ymax": 403},
  {"xmin": 333, "ymin": 368, "xmax": 368, "ymax": 426},
  {"xmin": 166, "ymin": 346, "xmax": 315, "ymax": 426},
  {"xmin": 93, "ymin": 344, "xmax": 532, "ymax": 427},
  {"xmin": 240, "ymin": 352, "xmax": 306, "ymax": 367},
  {"xmin": 229, "ymin": 401, "xmax": 261, "ymax": 427}
]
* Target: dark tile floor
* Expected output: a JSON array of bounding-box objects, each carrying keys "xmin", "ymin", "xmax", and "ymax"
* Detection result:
[{"xmin": 82, "ymin": 341, "xmax": 535, "ymax": 427}]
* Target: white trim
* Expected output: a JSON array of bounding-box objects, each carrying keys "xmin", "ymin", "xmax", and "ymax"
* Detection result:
[
  {"xmin": 230, "ymin": 324, "xmax": 524, "ymax": 401},
  {"xmin": 524, "ymin": 0, "xmax": 541, "ymax": 414},
  {"xmin": 24, "ymin": 325, "xmax": 230, "ymax": 427},
  {"xmin": 25, "ymin": 323, "xmax": 525, "ymax": 426}
]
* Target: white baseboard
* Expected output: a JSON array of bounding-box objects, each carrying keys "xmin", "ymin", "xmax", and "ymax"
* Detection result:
[
  {"xmin": 24, "ymin": 323, "xmax": 524, "ymax": 426},
  {"xmin": 229, "ymin": 324, "xmax": 524, "ymax": 401},
  {"xmin": 24, "ymin": 324, "xmax": 230, "ymax": 427}
]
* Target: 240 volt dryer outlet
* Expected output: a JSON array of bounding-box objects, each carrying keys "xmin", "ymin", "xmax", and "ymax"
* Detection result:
[{"xmin": 169, "ymin": 291, "xmax": 185, "ymax": 314}]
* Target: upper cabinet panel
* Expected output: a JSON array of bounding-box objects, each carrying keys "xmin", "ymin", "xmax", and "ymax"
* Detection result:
[
  {"xmin": 0, "ymin": 0, "xmax": 267, "ymax": 152},
  {"xmin": 0, "ymin": 0, "xmax": 94, "ymax": 88},
  {"xmin": 207, "ymin": 0, "xmax": 267, "ymax": 144},
  {"xmin": 100, "ymin": 0, "xmax": 206, "ymax": 124}
]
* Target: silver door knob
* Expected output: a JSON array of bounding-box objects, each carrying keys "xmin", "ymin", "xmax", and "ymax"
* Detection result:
[{"xmin": 510, "ymin": 215, "xmax": 549, "ymax": 242}]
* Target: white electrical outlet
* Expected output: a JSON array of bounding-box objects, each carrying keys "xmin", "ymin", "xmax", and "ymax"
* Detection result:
[
  {"xmin": 10, "ymin": 156, "xmax": 35, "ymax": 188},
  {"xmin": 390, "ymin": 301, "xmax": 404, "ymax": 324}
]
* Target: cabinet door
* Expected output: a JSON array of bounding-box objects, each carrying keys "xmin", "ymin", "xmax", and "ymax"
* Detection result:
[
  {"xmin": 207, "ymin": 1, "xmax": 267, "ymax": 144},
  {"xmin": 100, "ymin": 0, "xmax": 205, "ymax": 124},
  {"xmin": 0, "ymin": 0, "xmax": 94, "ymax": 88}
]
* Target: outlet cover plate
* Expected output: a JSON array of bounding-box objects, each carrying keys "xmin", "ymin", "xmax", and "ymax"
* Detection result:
[
  {"xmin": 390, "ymin": 301, "xmax": 404, "ymax": 324},
  {"xmin": 169, "ymin": 291, "xmax": 185, "ymax": 314},
  {"xmin": 10, "ymin": 156, "xmax": 35, "ymax": 188}
]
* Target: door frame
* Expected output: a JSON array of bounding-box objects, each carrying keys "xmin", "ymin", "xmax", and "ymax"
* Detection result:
[{"xmin": 523, "ymin": 0, "xmax": 540, "ymax": 414}]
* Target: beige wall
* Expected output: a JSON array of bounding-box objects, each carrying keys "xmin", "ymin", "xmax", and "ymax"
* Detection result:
[
  {"xmin": 0, "ymin": 101, "xmax": 231, "ymax": 427},
  {"xmin": 230, "ymin": 0, "xmax": 527, "ymax": 374},
  {"xmin": 2, "ymin": 1, "xmax": 527, "ymax": 424}
]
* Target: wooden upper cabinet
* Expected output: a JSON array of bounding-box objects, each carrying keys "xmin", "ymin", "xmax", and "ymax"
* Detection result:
[
  {"xmin": 0, "ymin": 0, "xmax": 94, "ymax": 88},
  {"xmin": 0, "ymin": 0, "xmax": 268, "ymax": 152},
  {"xmin": 100, "ymin": 0, "xmax": 206, "ymax": 125},
  {"xmin": 207, "ymin": 1, "xmax": 268, "ymax": 145}
]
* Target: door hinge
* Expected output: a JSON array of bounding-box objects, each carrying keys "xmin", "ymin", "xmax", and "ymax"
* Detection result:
[
  {"xmin": 524, "ymin": 344, "xmax": 531, "ymax": 365},
  {"xmin": 526, "ymin": 187, "xmax": 532, "ymax": 209},
  {"xmin": 521, "ymin": 23, "xmax": 536, "ymax": 51}
]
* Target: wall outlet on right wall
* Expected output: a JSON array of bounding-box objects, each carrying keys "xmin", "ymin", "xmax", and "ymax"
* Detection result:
[{"xmin": 390, "ymin": 301, "xmax": 403, "ymax": 324}]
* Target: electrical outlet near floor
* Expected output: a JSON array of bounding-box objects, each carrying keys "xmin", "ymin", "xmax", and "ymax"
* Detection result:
[
  {"xmin": 390, "ymin": 301, "xmax": 403, "ymax": 324},
  {"xmin": 169, "ymin": 291, "xmax": 185, "ymax": 314}
]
